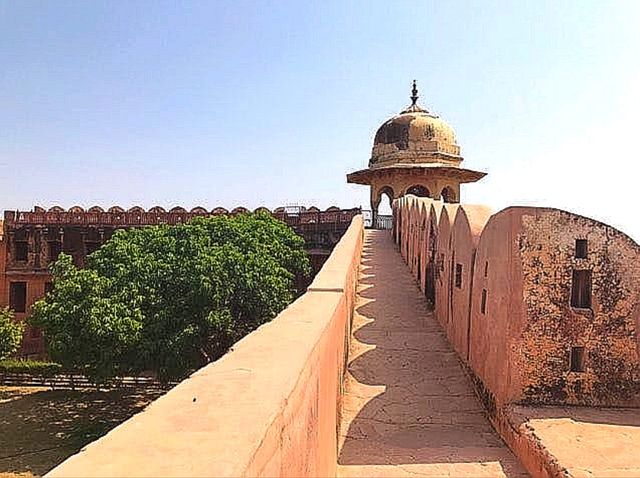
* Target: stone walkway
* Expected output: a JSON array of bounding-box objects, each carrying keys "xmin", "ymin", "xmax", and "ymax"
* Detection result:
[{"xmin": 337, "ymin": 230, "xmax": 528, "ymax": 477}]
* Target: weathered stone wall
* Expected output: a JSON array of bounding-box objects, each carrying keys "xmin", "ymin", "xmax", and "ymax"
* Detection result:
[
  {"xmin": 394, "ymin": 198, "xmax": 640, "ymax": 408},
  {"xmin": 434, "ymin": 204, "xmax": 459, "ymax": 330},
  {"xmin": 513, "ymin": 207, "xmax": 640, "ymax": 406},
  {"xmin": 46, "ymin": 215, "xmax": 364, "ymax": 478},
  {"xmin": 449, "ymin": 205, "xmax": 492, "ymax": 360}
]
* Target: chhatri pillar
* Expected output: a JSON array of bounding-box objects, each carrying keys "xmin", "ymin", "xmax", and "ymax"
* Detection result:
[{"xmin": 347, "ymin": 81, "xmax": 486, "ymax": 222}]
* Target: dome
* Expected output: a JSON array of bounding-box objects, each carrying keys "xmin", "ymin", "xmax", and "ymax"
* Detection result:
[{"xmin": 369, "ymin": 82, "xmax": 462, "ymax": 168}]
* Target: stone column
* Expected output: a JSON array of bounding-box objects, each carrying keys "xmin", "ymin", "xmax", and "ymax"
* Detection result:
[
  {"xmin": 26, "ymin": 228, "xmax": 35, "ymax": 268},
  {"xmin": 34, "ymin": 226, "xmax": 44, "ymax": 269},
  {"xmin": 370, "ymin": 187, "xmax": 381, "ymax": 229}
]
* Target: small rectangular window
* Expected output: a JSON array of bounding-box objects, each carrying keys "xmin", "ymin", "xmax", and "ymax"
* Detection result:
[
  {"xmin": 49, "ymin": 242, "xmax": 62, "ymax": 262},
  {"xmin": 15, "ymin": 241, "xmax": 28, "ymax": 262},
  {"xmin": 571, "ymin": 269, "xmax": 592, "ymax": 309},
  {"xmin": 570, "ymin": 346, "xmax": 586, "ymax": 372},
  {"xmin": 481, "ymin": 289, "xmax": 487, "ymax": 314},
  {"xmin": 484, "ymin": 261, "xmax": 488, "ymax": 278},
  {"xmin": 9, "ymin": 282, "xmax": 27, "ymax": 313},
  {"xmin": 455, "ymin": 263, "xmax": 463, "ymax": 288},
  {"xmin": 575, "ymin": 239, "xmax": 588, "ymax": 259}
]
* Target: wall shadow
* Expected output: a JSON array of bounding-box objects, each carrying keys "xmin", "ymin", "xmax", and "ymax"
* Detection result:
[
  {"xmin": 338, "ymin": 231, "xmax": 525, "ymax": 477},
  {"xmin": 0, "ymin": 386, "xmax": 164, "ymax": 476}
]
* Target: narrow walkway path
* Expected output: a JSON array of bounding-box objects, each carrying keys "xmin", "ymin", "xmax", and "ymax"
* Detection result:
[{"xmin": 337, "ymin": 231, "xmax": 527, "ymax": 477}]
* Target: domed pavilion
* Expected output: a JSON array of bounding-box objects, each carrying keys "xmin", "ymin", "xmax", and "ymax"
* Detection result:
[{"xmin": 347, "ymin": 81, "xmax": 486, "ymax": 219}]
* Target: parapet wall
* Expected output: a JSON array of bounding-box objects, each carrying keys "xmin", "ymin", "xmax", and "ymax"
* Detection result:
[
  {"xmin": 46, "ymin": 215, "xmax": 364, "ymax": 478},
  {"xmin": 394, "ymin": 196, "xmax": 640, "ymax": 408}
]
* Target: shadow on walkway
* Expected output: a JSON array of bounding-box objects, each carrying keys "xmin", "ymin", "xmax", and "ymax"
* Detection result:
[{"xmin": 337, "ymin": 230, "xmax": 527, "ymax": 477}]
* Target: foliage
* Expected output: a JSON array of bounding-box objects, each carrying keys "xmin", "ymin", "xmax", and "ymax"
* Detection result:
[
  {"xmin": 0, "ymin": 308, "xmax": 24, "ymax": 360},
  {"xmin": 0, "ymin": 358, "xmax": 62, "ymax": 376},
  {"xmin": 30, "ymin": 212, "xmax": 310, "ymax": 382}
]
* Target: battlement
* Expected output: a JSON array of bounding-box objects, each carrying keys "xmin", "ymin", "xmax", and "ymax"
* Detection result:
[
  {"xmin": 395, "ymin": 195, "xmax": 640, "ymax": 408},
  {"xmin": 4, "ymin": 205, "xmax": 360, "ymax": 228}
]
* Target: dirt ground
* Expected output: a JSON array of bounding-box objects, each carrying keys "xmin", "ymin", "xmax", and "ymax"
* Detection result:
[{"xmin": 0, "ymin": 386, "xmax": 166, "ymax": 478}]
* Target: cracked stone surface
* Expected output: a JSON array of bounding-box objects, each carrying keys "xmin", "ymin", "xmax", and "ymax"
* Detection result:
[
  {"xmin": 337, "ymin": 230, "xmax": 528, "ymax": 477},
  {"xmin": 508, "ymin": 405, "xmax": 640, "ymax": 477}
]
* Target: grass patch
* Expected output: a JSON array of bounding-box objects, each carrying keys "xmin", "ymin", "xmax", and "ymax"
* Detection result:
[{"xmin": 0, "ymin": 359, "xmax": 63, "ymax": 376}]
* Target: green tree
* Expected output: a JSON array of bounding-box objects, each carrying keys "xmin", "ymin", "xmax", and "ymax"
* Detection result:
[
  {"xmin": 30, "ymin": 212, "xmax": 310, "ymax": 382},
  {"xmin": 0, "ymin": 307, "xmax": 24, "ymax": 359}
]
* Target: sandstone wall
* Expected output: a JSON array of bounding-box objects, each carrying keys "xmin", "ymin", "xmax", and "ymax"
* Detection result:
[
  {"xmin": 394, "ymin": 197, "xmax": 640, "ymax": 408},
  {"xmin": 46, "ymin": 216, "xmax": 364, "ymax": 478},
  {"xmin": 449, "ymin": 205, "xmax": 492, "ymax": 360}
]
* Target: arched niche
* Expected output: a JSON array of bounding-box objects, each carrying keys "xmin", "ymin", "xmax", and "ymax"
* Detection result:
[{"xmin": 406, "ymin": 185, "xmax": 431, "ymax": 198}]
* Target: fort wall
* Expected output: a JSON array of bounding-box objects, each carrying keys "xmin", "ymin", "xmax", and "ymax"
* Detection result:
[
  {"xmin": 393, "ymin": 196, "xmax": 640, "ymax": 408},
  {"xmin": 45, "ymin": 215, "xmax": 363, "ymax": 478}
]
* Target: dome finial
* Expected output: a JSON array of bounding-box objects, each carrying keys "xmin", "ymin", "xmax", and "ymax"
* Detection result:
[{"xmin": 411, "ymin": 79, "xmax": 419, "ymax": 106}]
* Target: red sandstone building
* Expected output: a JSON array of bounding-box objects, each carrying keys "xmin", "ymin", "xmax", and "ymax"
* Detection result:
[{"xmin": 0, "ymin": 205, "xmax": 359, "ymax": 356}]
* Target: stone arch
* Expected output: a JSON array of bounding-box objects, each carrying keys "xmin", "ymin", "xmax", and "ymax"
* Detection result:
[
  {"xmin": 371, "ymin": 185, "xmax": 395, "ymax": 228},
  {"xmin": 441, "ymin": 186, "xmax": 458, "ymax": 203},
  {"xmin": 406, "ymin": 185, "xmax": 431, "ymax": 198}
]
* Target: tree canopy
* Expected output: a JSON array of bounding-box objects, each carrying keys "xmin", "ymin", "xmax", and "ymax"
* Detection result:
[
  {"xmin": 0, "ymin": 307, "xmax": 24, "ymax": 360},
  {"xmin": 30, "ymin": 213, "xmax": 310, "ymax": 382}
]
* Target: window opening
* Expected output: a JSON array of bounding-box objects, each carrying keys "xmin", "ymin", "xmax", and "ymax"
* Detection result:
[
  {"xmin": 575, "ymin": 239, "xmax": 588, "ymax": 259},
  {"xmin": 9, "ymin": 282, "xmax": 27, "ymax": 313},
  {"xmin": 455, "ymin": 263, "xmax": 463, "ymax": 288},
  {"xmin": 15, "ymin": 241, "xmax": 28, "ymax": 262},
  {"xmin": 571, "ymin": 269, "xmax": 592, "ymax": 309},
  {"xmin": 570, "ymin": 346, "xmax": 586, "ymax": 372},
  {"xmin": 481, "ymin": 289, "xmax": 487, "ymax": 314}
]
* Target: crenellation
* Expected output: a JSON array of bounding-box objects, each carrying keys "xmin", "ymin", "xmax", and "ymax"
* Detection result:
[{"xmin": 393, "ymin": 200, "xmax": 640, "ymax": 408}]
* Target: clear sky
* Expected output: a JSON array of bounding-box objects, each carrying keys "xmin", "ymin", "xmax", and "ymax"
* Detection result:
[{"xmin": 1, "ymin": 1, "xmax": 639, "ymax": 239}]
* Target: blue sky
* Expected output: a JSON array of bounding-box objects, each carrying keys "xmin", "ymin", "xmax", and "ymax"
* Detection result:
[{"xmin": 1, "ymin": 1, "xmax": 639, "ymax": 239}]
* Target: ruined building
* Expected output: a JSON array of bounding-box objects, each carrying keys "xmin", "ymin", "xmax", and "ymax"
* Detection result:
[{"xmin": 0, "ymin": 205, "xmax": 359, "ymax": 356}]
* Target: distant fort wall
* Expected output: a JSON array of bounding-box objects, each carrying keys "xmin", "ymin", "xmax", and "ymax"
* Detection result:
[
  {"xmin": 394, "ymin": 196, "xmax": 640, "ymax": 408},
  {"xmin": 46, "ymin": 215, "xmax": 364, "ymax": 478}
]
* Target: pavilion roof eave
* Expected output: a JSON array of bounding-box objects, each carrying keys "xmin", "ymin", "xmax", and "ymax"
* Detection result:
[{"xmin": 346, "ymin": 164, "xmax": 487, "ymax": 185}]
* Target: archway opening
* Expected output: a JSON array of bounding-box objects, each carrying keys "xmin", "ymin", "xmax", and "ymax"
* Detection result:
[
  {"xmin": 441, "ymin": 186, "xmax": 457, "ymax": 203},
  {"xmin": 377, "ymin": 187, "xmax": 394, "ymax": 216},
  {"xmin": 373, "ymin": 188, "xmax": 393, "ymax": 229},
  {"xmin": 406, "ymin": 185, "xmax": 431, "ymax": 197}
]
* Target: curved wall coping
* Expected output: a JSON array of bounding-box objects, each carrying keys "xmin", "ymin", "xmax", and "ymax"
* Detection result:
[{"xmin": 47, "ymin": 215, "xmax": 364, "ymax": 478}]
